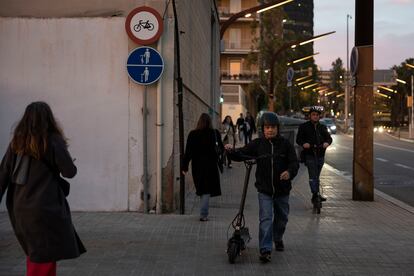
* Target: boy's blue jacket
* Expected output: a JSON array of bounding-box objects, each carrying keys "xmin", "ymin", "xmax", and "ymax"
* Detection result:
[{"xmin": 228, "ymin": 136, "xmax": 299, "ymax": 196}]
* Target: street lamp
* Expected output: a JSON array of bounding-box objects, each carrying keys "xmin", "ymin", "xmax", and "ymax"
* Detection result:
[
  {"xmin": 267, "ymin": 31, "xmax": 336, "ymax": 111},
  {"xmin": 287, "ymin": 52, "xmax": 319, "ymax": 66},
  {"xmin": 220, "ymin": 0, "xmax": 294, "ymax": 39},
  {"xmin": 405, "ymin": 63, "xmax": 414, "ymax": 138}
]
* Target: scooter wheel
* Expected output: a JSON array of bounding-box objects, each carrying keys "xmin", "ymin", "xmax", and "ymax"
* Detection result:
[{"xmin": 227, "ymin": 242, "xmax": 239, "ymax": 264}]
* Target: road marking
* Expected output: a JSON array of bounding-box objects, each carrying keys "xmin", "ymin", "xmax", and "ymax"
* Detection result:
[
  {"xmin": 394, "ymin": 163, "xmax": 414, "ymax": 171},
  {"xmin": 374, "ymin": 142, "xmax": 414, "ymax": 153},
  {"xmin": 375, "ymin": 158, "xmax": 388, "ymax": 162}
]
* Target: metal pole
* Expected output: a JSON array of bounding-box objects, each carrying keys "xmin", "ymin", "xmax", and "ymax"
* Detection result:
[
  {"xmin": 411, "ymin": 74, "xmax": 414, "ymax": 138},
  {"xmin": 345, "ymin": 14, "xmax": 351, "ymax": 129},
  {"xmin": 143, "ymin": 86, "xmax": 148, "ymax": 213},
  {"xmin": 289, "ymin": 86, "xmax": 292, "ymax": 112}
]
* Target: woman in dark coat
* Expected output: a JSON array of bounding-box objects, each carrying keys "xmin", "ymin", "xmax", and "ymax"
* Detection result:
[
  {"xmin": 182, "ymin": 113, "xmax": 224, "ymax": 221},
  {"xmin": 0, "ymin": 102, "xmax": 86, "ymax": 276}
]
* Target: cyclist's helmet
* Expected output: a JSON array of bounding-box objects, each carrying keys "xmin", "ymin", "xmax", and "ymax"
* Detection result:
[{"xmin": 309, "ymin": 105, "xmax": 324, "ymax": 114}]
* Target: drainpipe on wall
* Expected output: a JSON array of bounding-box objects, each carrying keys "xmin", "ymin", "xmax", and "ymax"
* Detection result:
[
  {"xmin": 156, "ymin": 27, "xmax": 164, "ymax": 214},
  {"xmin": 172, "ymin": 0, "xmax": 186, "ymax": 214}
]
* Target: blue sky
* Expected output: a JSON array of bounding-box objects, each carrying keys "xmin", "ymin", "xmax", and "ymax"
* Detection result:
[{"xmin": 314, "ymin": 0, "xmax": 414, "ymax": 70}]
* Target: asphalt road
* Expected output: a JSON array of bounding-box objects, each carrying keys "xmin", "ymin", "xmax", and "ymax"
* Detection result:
[{"xmin": 324, "ymin": 132, "xmax": 414, "ymax": 207}]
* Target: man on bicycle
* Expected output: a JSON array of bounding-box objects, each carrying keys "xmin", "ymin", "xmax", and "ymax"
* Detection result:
[{"xmin": 296, "ymin": 106, "xmax": 332, "ymax": 204}]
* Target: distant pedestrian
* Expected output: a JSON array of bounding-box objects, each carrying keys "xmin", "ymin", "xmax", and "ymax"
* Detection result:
[
  {"xmin": 225, "ymin": 112, "xmax": 299, "ymax": 263},
  {"xmin": 245, "ymin": 111, "xmax": 257, "ymax": 143},
  {"xmin": 183, "ymin": 113, "xmax": 224, "ymax": 221},
  {"xmin": 0, "ymin": 102, "xmax": 86, "ymax": 276},
  {"xmin": 296, "ymin": 106, "xmax": 332, "ymax": 203},
  {"xmin": 236, "ymin": 113, "xmax": 247, "ymax": 145},
  {"xmin": 222, "ymin": 115, "xmax": 236, "ymax": 168}
]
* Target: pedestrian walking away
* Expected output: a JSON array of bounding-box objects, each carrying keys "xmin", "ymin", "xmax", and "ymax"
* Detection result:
[
  {"xmin": 183, "ymin": 113, "xmax": 224, "ymax": 221},
  {"xmin": 236, "ymin": 113, "xmax": 247, "ymax": 145},
  {"xmin": 225, "ymin": 112, "xmax": 299, "ymax": 263},
  {"xmin": 296, "ymin": 105, "xmax": 332, "ymax": 204},
  {"xmin": 0, "ymin": 101, "xmax": 86, "ymax": 276},
  {"xmin": 244, "ymin": 111, "xmax": 257, "ymax": 144},
  {"xmin": 222, "ymin": 115, "xmax": 236, "ymax": 168}
]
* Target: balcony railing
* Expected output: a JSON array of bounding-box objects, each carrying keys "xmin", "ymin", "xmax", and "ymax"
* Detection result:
[
  {"xmin": 222, "ymin": 39, "xmax": 258, "ymax": 51},
  {"xmin": 221, "ymin": 70, "xmax": 259, "ymax": 81}
]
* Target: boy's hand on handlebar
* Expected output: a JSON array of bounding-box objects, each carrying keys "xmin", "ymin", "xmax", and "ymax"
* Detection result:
[
  {"xmin": 224, "ymin": 144, "xmax": 233, "ymax": 150},
  {"xmin": 280, "ymin": 171, "xmax": 290, "ymax": 180},
  {"xmin": 323, "ymin": 142, "xmax": 330, "ymax": 148},
  {"xmin": 303, "ymin": 143, "xmax": 310, "ymax": 149}
]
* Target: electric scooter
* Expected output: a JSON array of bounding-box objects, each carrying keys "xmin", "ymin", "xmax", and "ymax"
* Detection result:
[
  {"xmin": 310, "ymin": 144, "xmax": 324, "ymax": 214},
  {"xmin": 226, "ymin": 158, "xmax": 255, "ymax": 264}
]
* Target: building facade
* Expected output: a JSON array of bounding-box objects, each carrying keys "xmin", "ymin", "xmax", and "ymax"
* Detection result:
[
  {"xmin": 0, "ymin": 0, "xmax": 221, "ymax": 213},
  {"xmin": 218, "ymin": 0, "xmax": 260, "ymax": 121}
]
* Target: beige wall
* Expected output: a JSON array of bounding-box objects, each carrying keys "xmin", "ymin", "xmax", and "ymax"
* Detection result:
[{"xmin": 0, "ymin": 0, "xmax": 220, "ymax": 213}]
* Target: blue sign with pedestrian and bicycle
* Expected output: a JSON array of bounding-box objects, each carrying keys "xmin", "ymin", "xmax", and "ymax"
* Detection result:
[{"xmin": 126, "ymin": 46, "xmax": 164, "ymax": 85}]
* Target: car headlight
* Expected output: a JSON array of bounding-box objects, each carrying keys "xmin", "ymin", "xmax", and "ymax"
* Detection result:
[
  {"xmin": 374, "ymin": 127, "xmax": 378, "ymax": 132},
  {"xmin": 379, "ymin": 126, "xmax": 384, "ymax": 133},
  {"xmin": 330, "ymin": 125, "xmax": 336, "ymax": 130}
]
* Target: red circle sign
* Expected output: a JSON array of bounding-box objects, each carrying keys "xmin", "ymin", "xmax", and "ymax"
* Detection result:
[{"xmin": 125, "ymin": 6, "xmax": 163, "ymax": 45}]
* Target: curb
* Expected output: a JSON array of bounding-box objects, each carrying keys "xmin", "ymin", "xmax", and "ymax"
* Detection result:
[
  {"xmin": 384, "ymin": 132, "xmax": 414, "ymax": 143},
  {"xmin": 324, "ymin": 163, "xmax": 414, "ymax": 214}
]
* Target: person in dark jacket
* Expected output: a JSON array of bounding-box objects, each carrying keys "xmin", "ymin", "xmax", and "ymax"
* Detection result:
[
  {"xmin": 225, "ymin": 112, "xmax": 299, "ymax": 263},
  {"xmin": 183, "ymin": 113, "xmax": 224, "ymax": 221},
  {"xmin": 0, "ymin": 101, "xmax": 86, "ymax": 276},
  {"xmin": 245, "ymin": 111, "xmax": 257, "ymax": 143},
  {"xmin": 296, "ymin": 106, "xmax": 332, "ymax": 203}
]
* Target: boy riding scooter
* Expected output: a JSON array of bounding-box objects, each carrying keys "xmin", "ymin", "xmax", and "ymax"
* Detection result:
[{"xmin": 225, "ymin": 112, "xmax": 299, "ymax": 263}]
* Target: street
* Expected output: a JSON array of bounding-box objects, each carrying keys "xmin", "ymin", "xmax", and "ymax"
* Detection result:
[{"xmin": 324, "ymin": 132, "xmax": 414, "ymax": 207}]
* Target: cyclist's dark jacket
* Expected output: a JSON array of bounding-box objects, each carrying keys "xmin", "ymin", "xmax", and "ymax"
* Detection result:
[
  {"xmin": 296, "ymin": 121, "xmax": 332, "ymax": 158},
  {"xmin": 228, "ymin": 136, "xmax": 299, "ymax": 196}
]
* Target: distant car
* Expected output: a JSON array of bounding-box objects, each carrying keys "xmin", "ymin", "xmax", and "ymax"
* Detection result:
[{"xmin": 320, "ymin": 118, "xmax": 337, "ymax": 134}]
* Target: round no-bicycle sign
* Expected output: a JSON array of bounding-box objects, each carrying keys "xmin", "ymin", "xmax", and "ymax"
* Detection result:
[
  {"xmin": 126, "ymin": 47, "xmax": 164, "ymax": 85},
  {"xmin": 125, "ymin": 6, "xmax": 163, "ymax": 45}
]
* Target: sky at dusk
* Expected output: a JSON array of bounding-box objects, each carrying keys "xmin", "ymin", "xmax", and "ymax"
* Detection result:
[{"xmin": 313, "ymin": 0, "xmax": 414, "ymax": 71}]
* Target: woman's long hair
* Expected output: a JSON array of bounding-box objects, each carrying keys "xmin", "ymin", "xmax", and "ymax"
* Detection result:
[
  {"xmin": 11, "ymin": 102, "xmax": 66, "ymax": 159},
  {"xmin": 196, "ymin": 113, "xmax": 213, "ymax": 130}
]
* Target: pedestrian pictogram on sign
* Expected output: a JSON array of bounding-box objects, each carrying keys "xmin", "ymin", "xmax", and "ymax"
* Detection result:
[
  {"xmin": 126, "ymin": 47, "xmax": 164, "ymax": 85},
  {"xmin": 125, "ymin": 6, "xmax": 163, "ymax": 45}
]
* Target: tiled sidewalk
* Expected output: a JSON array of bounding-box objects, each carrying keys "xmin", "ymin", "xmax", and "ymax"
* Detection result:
[{"xmin": 1, "ymin": 163, "xmax": 414, "ymax": 275}]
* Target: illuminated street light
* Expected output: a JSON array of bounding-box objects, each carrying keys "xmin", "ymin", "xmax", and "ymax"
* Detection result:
[
  {"xmin": 303, "ymin": 83, "xmax": 319, "ymax": 89},
  {"xmin": 220, "ymin": 0, "xmax": 294, "ymax": 39},
  {"xmin": 256, "ymin": 0, "xmax": 294, "ymax": 13},
  {"xmin": 267, "ymin": 31, "xmax": 335, "ymax": 111},
  {"xmin": 378, "ymin": 85, "xmax": 397, "ymax": 94},
  {"xmin": 396, "ymin": 78, "xmax": 407, "ymax": 84},
  {"xmin": 295, "ymin": 75, "xmax": 312, "ymax": 82},
  {"xmin": 287, "ymin": 52, "xmax": 319, "ymax": 66},
  {"xmin": 406, "ymin": 63, "xmax": 414, "ymax": 69},
  {"xmin": 291, "ymin": 31, "xmax": 336, "ymax": 49},
  {"xmin": 297, "ymin": 79, "xmax": 313, "ymax": 86}
]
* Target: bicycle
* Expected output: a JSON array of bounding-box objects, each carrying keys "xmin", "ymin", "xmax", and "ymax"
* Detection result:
[{"xmin": 133, "ymin": 20, "xmax": 155, "ymax": 32}]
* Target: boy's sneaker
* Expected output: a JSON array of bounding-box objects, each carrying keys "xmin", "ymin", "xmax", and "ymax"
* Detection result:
[
  {"xmin": 319, "ymin": 195, "xmax": 327, "ymax": 202},
  {"xmin": 275, "ymin": 240, "xmax": 284, "ymax": 251},
  {"xmin": 259, "ymin": 250, "xmax": 271, "ymax": 263},
  {"xmin": 199, "ymin": 217, "xmax": 208, "ymax": 222}
]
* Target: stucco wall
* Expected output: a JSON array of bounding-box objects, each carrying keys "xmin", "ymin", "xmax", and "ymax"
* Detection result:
[{"xmin": 0, "ymin": 17, "xmax": 138, "ymax": 211}]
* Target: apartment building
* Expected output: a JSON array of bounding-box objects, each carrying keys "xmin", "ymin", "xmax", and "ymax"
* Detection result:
[{"xmin": 218, "ymin": 0, "xmax": 260, "ymax": 121}]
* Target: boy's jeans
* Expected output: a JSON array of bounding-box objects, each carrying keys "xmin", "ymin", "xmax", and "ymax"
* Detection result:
[
  {"xmin": 200, "ymin": 194, "xmax": 210, "ymax": 218},
  {"xmin": 305, "ymin": 155, "xmax": 325, "ymax": 194},
  {"xmin": 258, "ymin": 193, "xmax": 290, "ymax": 252}
]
